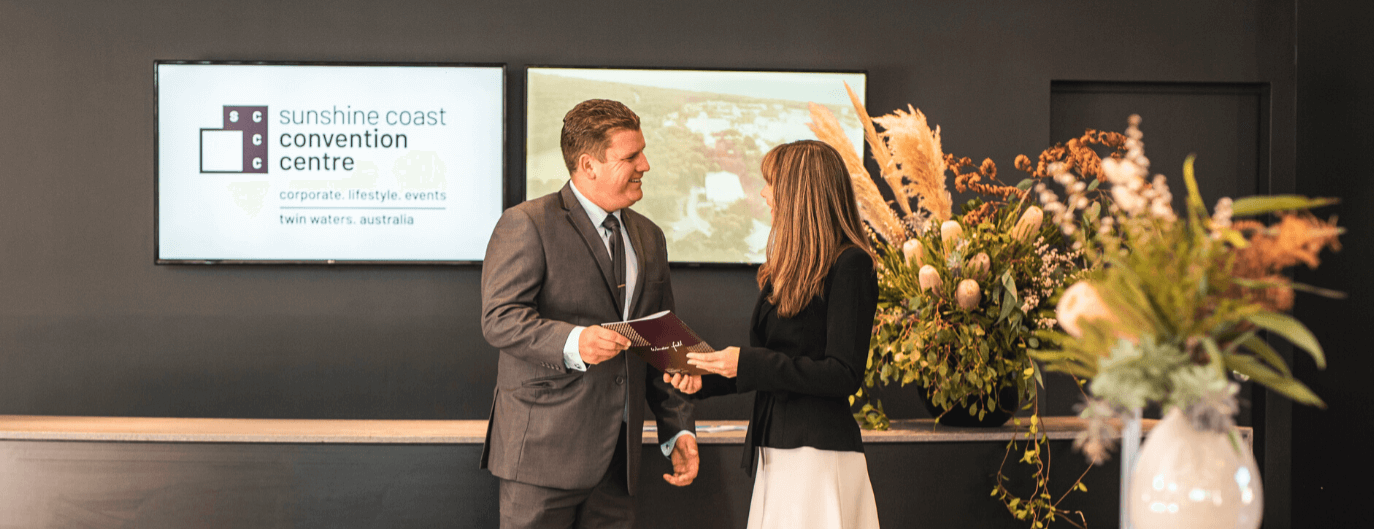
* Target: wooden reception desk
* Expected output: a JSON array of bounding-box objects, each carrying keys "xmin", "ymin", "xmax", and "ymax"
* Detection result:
[{"xmin": 0, "ymin": 416, "xmax": 1250, "ymax": 528}]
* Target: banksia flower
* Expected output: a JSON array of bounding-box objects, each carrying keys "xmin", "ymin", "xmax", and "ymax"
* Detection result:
[
  {"xmin": 1011, "ymin": 206, "xmax": 1044, "ymax": 242},
  {"xmin": 956, "ymin": 279, "xmax": 982, "ymax": 310},
  {"xmin": 902, "ymin": 239, "xmax": 924, "ymax": 267},
  {"xmin": 918, "ymin": 265, "xmax": 943, "ymax": 291},
  {"xmin": 940, "ymin": 220, "xmax": 964, "ymax": 246},
  {"xmin": 968, "ymin": 252, "xmax": 991, "ymax": 280}
]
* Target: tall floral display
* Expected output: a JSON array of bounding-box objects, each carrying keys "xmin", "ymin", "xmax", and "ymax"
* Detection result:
[
  {"xmin": 810, "ymin": 85, "xmax": 1123, "ymax": 525},
  {"xmin": 1030, "ymin": 116, "xmax": 1341, "ymax": 528}
]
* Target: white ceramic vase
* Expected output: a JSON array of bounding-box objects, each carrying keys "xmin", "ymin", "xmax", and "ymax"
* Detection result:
[{"xmin": 1128, "ymin": 407, "xmax": 1262, "ymax": 529}]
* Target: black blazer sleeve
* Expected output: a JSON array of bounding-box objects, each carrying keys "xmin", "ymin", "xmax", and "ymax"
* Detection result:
[
  {"xmin": 734, "ymin": 249, "xmax": 877, "ymax": 398},
  {"xmin": 687, "ymin": 374, "xmax": 739, "ymax": 399}
]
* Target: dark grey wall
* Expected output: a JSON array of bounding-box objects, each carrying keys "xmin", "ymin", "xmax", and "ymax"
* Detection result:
[
  {"xmin": 1292, "ymin": 1, "xmax": 1374, "ymax": 528},
  {"xmin": 0, "ymin": 0, "xmax": 1320, "ymax": 525}
]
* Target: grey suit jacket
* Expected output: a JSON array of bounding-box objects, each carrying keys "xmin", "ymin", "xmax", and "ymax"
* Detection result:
[{"xmin": 479, "ymin": 182, "xmax": 695, "ymax": 493}]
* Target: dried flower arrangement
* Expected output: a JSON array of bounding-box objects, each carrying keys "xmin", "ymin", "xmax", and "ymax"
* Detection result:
[
  {"xmin": 809, "ymin": 84, "xmax": 1123, "ymax": 526},
  {"xmin": 1028, "ymin": 115, "xmax": 1342, "ymax": 464}
]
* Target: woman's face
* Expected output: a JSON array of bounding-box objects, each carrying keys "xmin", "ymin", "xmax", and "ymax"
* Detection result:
[{"xmin": 761, "ymin": 181, "xmax": 775, "ymax": 218}]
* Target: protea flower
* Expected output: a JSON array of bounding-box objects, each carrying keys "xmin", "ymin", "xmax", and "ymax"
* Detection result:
[
  {"xmin": 956, "ymin": 279, "xmax": 982, "ymax": 310},
  {"xmin": 1056, "ymin": 281, "xmax": 1116, "ymax": 338},
  {"xmin": 918, "ymin": 265, "xmax": 943, "ymax": 291},
  {"xmin": 1011, "ymin": 206, "xmax": 1044, "ymax": 241}
]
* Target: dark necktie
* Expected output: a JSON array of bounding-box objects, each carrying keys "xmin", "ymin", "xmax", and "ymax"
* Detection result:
[{"xmin": 601, "ymin": 214, "xmax": 626, "ymax": 317}]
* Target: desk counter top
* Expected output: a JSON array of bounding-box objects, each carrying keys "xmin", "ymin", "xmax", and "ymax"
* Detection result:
[{"xmin": 0, "ymin": 415, "xmax": 1241, "ymax": 445}]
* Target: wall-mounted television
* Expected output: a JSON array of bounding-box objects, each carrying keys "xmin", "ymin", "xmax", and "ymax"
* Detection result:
[
  {"xmin": 526, "ymin": 67, "xmax": 867, "ymax": 265},
  {"xmin": 156, "ymin": 61, "xmax": 505, "ymax": 264}
]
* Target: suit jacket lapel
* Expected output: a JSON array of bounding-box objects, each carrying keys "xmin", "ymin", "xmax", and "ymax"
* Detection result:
[
  {"xmin": 623, "ymin": 209, "xmax": 651, "ymax": 318},
  {"xmin": 559, "ymin": 184, "xmax": 620, "ymax": 307}
]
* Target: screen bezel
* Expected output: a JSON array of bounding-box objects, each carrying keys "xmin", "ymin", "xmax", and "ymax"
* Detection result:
[
  {"xmin": 523, "ymin": 65, "xmax": 869, "ymax": 268},
  {"xmin": 154, "ymin": 60, "xmax": 507, "ymax": 266}
]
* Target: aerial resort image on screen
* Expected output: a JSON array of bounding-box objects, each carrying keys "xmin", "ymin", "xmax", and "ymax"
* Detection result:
[{"xmin": 527, "ymin": 68, "xmax": 866, "ymax": 264}]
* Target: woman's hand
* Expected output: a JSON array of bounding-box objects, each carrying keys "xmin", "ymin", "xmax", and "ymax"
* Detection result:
[
  {"xmin": 663, "ymin": 372, "xmax": 702, "ymax": 394},
  {"xmin": 686, "ymin": 347, "xmax": 740, "ymax": 378}
]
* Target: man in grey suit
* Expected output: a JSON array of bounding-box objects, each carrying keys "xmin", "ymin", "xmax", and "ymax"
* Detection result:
[{"xmin": 480, "ymin": 99, "xmax": 699, "ymax": 529}]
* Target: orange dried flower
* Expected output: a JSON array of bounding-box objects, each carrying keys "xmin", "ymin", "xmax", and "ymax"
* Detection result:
[
  {"xmin": 951, "ymin": 154, "xmax": 1024, "ymax": 199},
  {"xmin": 1227, "ymin": 212, "xmax": 1342, "ymax": 311},
  {"xmin": 1234, "ymin": 212, "xmax": 1342, "ymax": 273},
  {"xmin": 1018, "ymin": 130, "xmax": 1127, "ymax": 181}
]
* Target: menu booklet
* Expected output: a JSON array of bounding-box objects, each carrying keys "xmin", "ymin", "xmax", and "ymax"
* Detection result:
[{"xmin": 602, "ymin": 310, "xmax": 713, "ymax": 375}]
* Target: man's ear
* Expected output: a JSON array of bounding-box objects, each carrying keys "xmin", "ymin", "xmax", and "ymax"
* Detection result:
[{"xmin": 578, "ymin": 153, "xmax": 596, "ymax": 179}]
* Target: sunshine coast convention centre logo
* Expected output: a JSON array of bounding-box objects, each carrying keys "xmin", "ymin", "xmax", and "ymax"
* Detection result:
[{"xmin": 200, "ymin": 105, "xmax": 268, "ymax": 174}]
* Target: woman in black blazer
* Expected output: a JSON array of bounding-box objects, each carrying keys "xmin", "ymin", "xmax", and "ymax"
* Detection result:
[{"xmin": 667, "ymin": 140, "xmax": 881, "ymax": 529}]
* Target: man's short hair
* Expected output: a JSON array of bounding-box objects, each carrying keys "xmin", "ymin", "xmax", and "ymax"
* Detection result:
[{"xmin": 560, "ymin": 99, "xmax": 641, "ymax": 173}]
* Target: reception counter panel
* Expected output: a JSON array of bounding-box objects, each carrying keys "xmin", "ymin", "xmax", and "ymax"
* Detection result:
[{"xmin": 0, "ymin": 416, "xmax": 1250, "ymax": 528}]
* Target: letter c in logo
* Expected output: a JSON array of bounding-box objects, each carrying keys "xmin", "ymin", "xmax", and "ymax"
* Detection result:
[
  {"xmin": 253, "ymin": 110, "xmax": 262, "ymax": 123},
  {"xmin": 252, "ymin": 157, "xmax": 262, "ymax": 169},
  {"xmin": 253, "ymin": 133, "xmax": 262, "ymax": 146}
]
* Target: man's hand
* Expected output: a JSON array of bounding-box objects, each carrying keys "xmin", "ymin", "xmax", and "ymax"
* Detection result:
[
  {"xmin": 686, "ymin": 347, "xmax": 740, "ymax": 378},
  {"xmin": 663, "ymin": 373, "xmax": 702, "ymax": 394},
  {"xmin": 579, "ymin": 325, "xmax": 630, "ymax": 365},
  {"xmin": 663, "ymin": 434, "xmax": 699, "ymax": 486}
]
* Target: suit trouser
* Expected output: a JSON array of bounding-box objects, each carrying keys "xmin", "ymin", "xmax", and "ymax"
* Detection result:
[{"xmin": 498, "ymin": 422, "xmax": 633, "ymax": 529}]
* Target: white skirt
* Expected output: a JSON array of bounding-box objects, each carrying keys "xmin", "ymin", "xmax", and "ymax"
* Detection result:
[{"xmin": 747, "ymin": 446, "xmax": 881, "ymax": 529}]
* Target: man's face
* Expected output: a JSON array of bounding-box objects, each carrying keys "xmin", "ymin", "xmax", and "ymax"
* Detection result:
[{"xmin": 583, "ymin": 128, "xmax": 650, "ymax": 211}]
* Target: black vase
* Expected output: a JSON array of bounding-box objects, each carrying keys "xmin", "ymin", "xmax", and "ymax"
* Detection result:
[{"xmin": 917, "ymin": 383, "xmax": 1019, "ymax": 427}]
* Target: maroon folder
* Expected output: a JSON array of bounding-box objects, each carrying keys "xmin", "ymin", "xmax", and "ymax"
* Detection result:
[{"xmin": 602, "ymin": 311, "xmax": 713, "ymax": 375}]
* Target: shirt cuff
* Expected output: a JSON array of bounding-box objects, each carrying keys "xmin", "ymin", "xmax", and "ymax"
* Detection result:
[
  {"xmin": 660, "ymin": 430, "xmax": 696, "ymax": 458},
  {"xmin": 563, "ymin": 326, "xmax": 587, "ymax": 371}
]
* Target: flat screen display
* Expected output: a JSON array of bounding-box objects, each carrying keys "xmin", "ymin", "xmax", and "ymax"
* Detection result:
[
  {"xmin": 526, "ymin": 67, "xmax": 867, "ymax": 265},
  {"xmin": 156, "ymin": 62, "xmax": 505, "ymax": 263}
]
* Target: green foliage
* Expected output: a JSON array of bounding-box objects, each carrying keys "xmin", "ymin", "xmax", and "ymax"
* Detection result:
[
  {"xmin": 857, "ymin": 198, "xmax": 1093, "ymax": 527},
  {"xmin": 1229, "ymin": 195, "xmax": 1340, "ymax": 217},
  {"xmin": 1029, "ymin": 154, "xmax": 1336, "ymax": 413},
  {"xmin": 992, "ymin": 410, "xmax": 1091, "ymax": 529},
  {"xmin": 858, "ymin": 199, "xmax": 1077, "ymax": 429}
]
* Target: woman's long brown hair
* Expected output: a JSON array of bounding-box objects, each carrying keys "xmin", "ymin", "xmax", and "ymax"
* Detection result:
[{"xmin": 758, "ymin": 140, "xmax": 875, "ymax": 317}]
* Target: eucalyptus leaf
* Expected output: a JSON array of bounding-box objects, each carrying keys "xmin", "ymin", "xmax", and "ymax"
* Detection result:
[
  {"xmin": 1230, "ymin": 195, "xmax": 1340, "ymax": 216},
  {"xmin": 1247, "ymin": 311, "xmax": 1326, "ymax": 368},
  {"xmin": 999, "ymin": 289, "xmax": 1016, "ymax": 322},
  {"xmin": 1001, "ymin": 271, "xmax": 1019, "ymax": 301},
  {"xmin": 1016, "ymin": 178, "xmax": 1034, "ymax": 191}
]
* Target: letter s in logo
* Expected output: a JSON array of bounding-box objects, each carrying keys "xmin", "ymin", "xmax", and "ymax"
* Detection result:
[{"xmin": 229, "ymin": 110, "xmax": 239, "ymax": 123}]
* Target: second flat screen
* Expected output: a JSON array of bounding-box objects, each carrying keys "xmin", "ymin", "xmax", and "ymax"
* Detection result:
[{"xmin": 526, "ymin": 68, "xmax": 866, "ymax": 265}]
